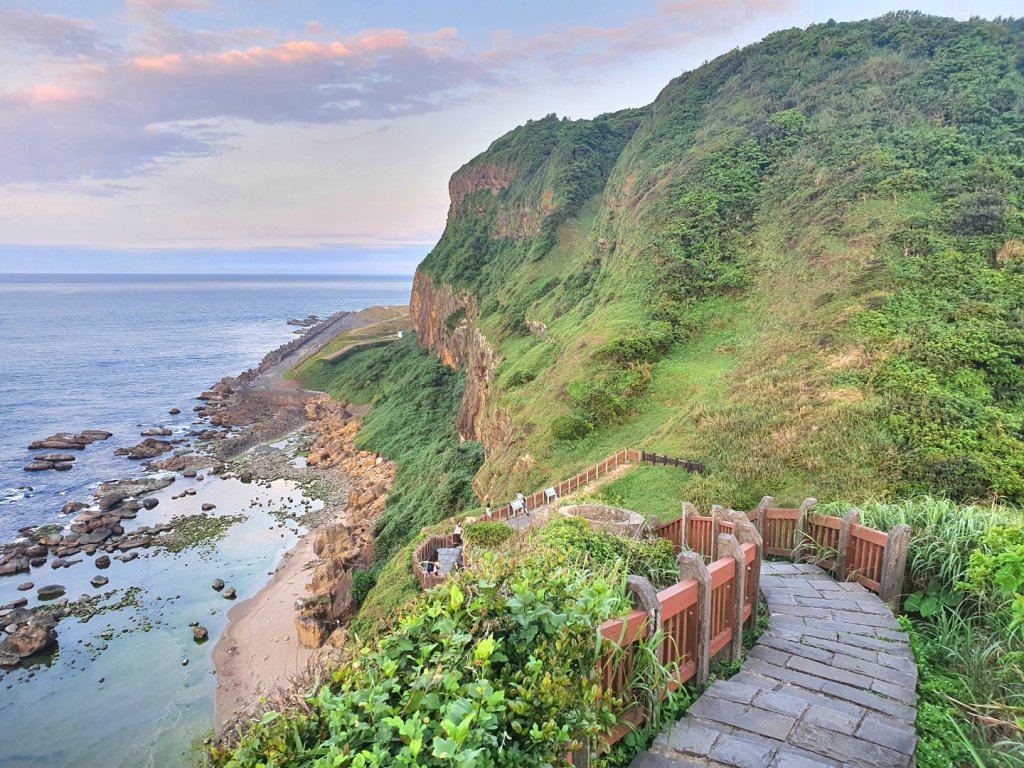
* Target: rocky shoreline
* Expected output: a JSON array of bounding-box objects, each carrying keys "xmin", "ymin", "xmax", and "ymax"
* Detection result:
[{"xmin": 0, "ymin": 306, "xmax": 398, "ymax": 732}]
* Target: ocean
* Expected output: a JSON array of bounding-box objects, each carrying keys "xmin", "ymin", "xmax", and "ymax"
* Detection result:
[
  {"xmin": 0, "ymin": 273, "xmax": 412, "ymax": 540},
  {"xmin": 0, "ymin": 273, "xmax": 412, "ymax": 766}
]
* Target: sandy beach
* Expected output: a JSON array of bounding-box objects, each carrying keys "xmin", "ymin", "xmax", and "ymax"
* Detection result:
[{"xmin": 213, "ymin": 523, "xmax": 320, "ymax": 731}]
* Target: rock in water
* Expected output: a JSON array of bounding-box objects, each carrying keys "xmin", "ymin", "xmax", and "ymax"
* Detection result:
[
  {"xmin": 91, "ymin": 576, "xmax": 109, "ymax": 588},
  {"xmin": 192, "ymin": 625, "xmax": 209, "ymax": 642},
  {"xmin": 142, "ymin": 497, "xmax": 159, "ymax": 510},
  {"xmin": 34, "ymin": 454, "xmax": 76, "ymax": 463},
  {"xmin": 16, "ymin": 582, "xmax": 33, "ymax": 592},
  {"xmin": 211, "ymin": 579, "xmax": 224, "ymax": 591},
  {"xmin": 94, "ymin": 556, "xmax": 111, "ymax": 569},
  {"xmin": 61, "ymin": 501, "xmax": 87, "ymax": 515},
  {"xmin": 140, "ymin": 427, "xmax": 172, "ymax": 436},
  {"xmin": 222, "ymin": 587, "xmax": 236, "ymax": 599},
  {"xmin": 201, "ymin": 503, "xmax": 216, "ymax": 511},
  {"xmin": 23, "ymin": 462, "xmax": 53, "ymax": 472},
  {"xmin": 0, "ymin": 625, "xmax": 57, "ymax": 659},
  {"xmin": 37, "ymin": 585, "xmax": 66, "ymax": 600},
  {"xmin": 169, "ymin": 408, "xmax": 181, "ymax": 415}
]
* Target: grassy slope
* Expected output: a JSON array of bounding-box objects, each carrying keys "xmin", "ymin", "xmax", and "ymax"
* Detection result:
[
  {"xmin": 421, "ymin": 12, "xmax": 1024, "ymax": 511},
  {"xmin": 297, "ymin": 335, "xmax": 484, "ymax": 632}
]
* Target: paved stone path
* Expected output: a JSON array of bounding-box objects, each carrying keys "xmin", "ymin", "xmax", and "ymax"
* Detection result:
[
  {"xmin": 632, "ymin": 562, "xmax": 918, "ymax": 768},
  {"xmin": 436, "ymin": 546, "xmax": 462, "ymax": 575}
]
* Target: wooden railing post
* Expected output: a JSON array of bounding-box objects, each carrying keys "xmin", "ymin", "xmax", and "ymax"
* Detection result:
[
  {"xmin": 792, "ymin": 497, "xmax": 817, "ymax": 563},
  {"xmin": 625, "ymin": 575, "xmax": 663, "ymax": 725},
  {"xmin": 717, "ymin": 533, "xmax": 746, "ymax": 661},
  {"xmin": 836, "ymin": 507, "xmax": 861, "ymax": 580},
  {"xmin": 710, "ymin": 505, "xmax": 726, "ymax": 561},
  {"xmin": 879, "ymin": 523, "xmax": 911, "ymax": 608},
  {"xmin": 678, "ymin": 551, "xmax": 711, "ymax": 686},
  {"xmin": 726, "ymin": 511, "xmax": 762, "ymax": 630},
  {"xmin": 681, "ymin": 502, "xmax": 698, "ymax": 551},
  {"xmin": 755, "ymin": 496, "xmax": 773, "ymax": 538}
]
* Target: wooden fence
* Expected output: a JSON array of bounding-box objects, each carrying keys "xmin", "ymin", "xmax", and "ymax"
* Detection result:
[
  {"xmin": 654, "ymin": 497, "xmax": 910, "ymax": 604},
  {"xmin": 595, "ymin": 512, "xmax": 760, "ymax": 751},
  {"xmin": 411, "ymin": 534, "xmax": 457, "ymax": 590},
  {"xmin": 488, "ymin": 448, "xmax": 702, "ymax": 522}
]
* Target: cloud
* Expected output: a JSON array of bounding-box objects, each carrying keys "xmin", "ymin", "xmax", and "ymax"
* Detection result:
[
  {"xmin": 0, "ymin": 1, "xmax": 789, "ymax": 185},
  {"xmin": 0, "ymin": 9, "xmax": 116, "ymax": 58}
]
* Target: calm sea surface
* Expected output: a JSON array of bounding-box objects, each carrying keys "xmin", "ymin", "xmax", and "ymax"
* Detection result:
[
  {"xmin": 0, "ymin": 274, "xmax": 412, "ymax": 766},
  {"xmin": 0, "ymin": 274, "xmax": 411, "ymax": 540}
]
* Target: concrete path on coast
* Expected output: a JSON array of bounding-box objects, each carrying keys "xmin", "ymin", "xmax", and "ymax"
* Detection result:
[
  {"xmin": 254, "ymin": 305, "xmax": 409, "ymax": 391},
  {"xmin": 633, "ymin": 562, "xmax": 918, "ymax": 768}
]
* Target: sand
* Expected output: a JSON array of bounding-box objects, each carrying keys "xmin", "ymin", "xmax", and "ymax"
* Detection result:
[{"xmin": 212, "ymin": 529, "xmax": 319, "ymax": 731}]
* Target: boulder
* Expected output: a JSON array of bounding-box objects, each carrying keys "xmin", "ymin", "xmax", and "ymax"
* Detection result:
[
  {"xmin": 192, "ymin": 625, "xmax": 209, "ymax": 642},
  {"xmin": 114, "ymin": 439, "xmax": 174, "ymax": 460},
  {"xmin": 96, "ymin": 492, "xmax": 126, "ymax": 512},
  {"xmin": 90, "ymin": 576, "xmax": 109, "ymax": 588},
  {"xmin": 169, "ymin": 408, "xmax": 181, "ymax": 415},
  {"xmin": 201, "ymin": 503, "xmax": 216, "ymax": 512},
  {"xmin": 60, "ymin": 501, "xmax": 87, "ymax": 516},
  {"xmin": 211, "ymin": 579, "xmax": 224, "ymax": 591},
  {"xmin": 0, "ymin": 625, "xmax": 57, "ymax": 658},
  {"xmin": 53, "ymin": 463, "xmax": 74, "ymax": 471},
  {"xmin": 294, "ymin": 615, "xmax": 327, "ymax": 648},
  {"xmin": 36, "ymin": 585, "xmax": 65, "ymax": 600},
  {"xmin": 79, "ymin": 430, "xmax": 112, "ymax": 441},
  {"xmin": 40, "ymin": 534, "xmax": 63, "ymax": 547},
  {"xmin": 182, "ymin": 469, "xmax": 197, "ymax": 478},
  {"xmin": 140, "ymin": 427, "xmax": 172, "ymax": 436},
  {"xmin": 16, "ymin": 582, "xmax": 33, "ymax": 592},
  {"xmin": 78, "ymin": 528, "xmax": 111, "ymax": 546},
  {"xmin": 23, "ymin": 462, "xmax": 53, "ymax": 472},
  {"xmin": 142, "ymin": 498, "xmax": 159, "ymax": 510},
  {"xmin": 0, "ymin": 558, "xmax": 29, "ymax": 576},
  {"xmin": 222, "ymin": 587, "xmax": 236, "ymax": 599},
  {"xmin": 94, "ymin": 556, "xmax": 111, "ymax": 569},
  {"xmin": 34, "ymin": 454, "xmax": 76, "ymax": 463}
]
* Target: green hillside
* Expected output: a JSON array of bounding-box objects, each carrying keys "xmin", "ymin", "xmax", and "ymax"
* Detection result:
[{"xmin": 420, "ymin": 11, "xmax": 1024, "ymax": 509}]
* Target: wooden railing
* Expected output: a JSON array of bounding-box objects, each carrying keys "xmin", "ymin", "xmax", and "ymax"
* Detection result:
[
  {"xmin": 411, "ymin": 534, "xmax": 456, "ymax": 590},
  {"xmin": 488, "ymin": 448, "xmax": 702, "ymax": 522},
  {"xmin": 595, "ymin": 511, "xmax": 761, "ymax": 752},
  {"xmin": 655, "ymin": 497, "xmax": 909, "ymax": 603}
]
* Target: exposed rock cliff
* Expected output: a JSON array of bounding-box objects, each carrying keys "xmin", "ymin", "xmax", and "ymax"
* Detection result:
[{"xmin": 410, "ymin": 271, "xmax": 508, "ymax": 449}]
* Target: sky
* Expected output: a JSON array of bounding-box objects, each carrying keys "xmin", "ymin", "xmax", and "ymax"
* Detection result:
[{"xmin": 0, "ymin": 1, "xmax": 1020, "ymax": 275}]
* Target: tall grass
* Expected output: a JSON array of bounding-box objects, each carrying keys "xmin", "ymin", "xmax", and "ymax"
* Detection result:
[
  {"xmin": 817, "ymin": 497, "xmax": 1022, "ymax": 594},
  {"xmin": 815, "ymin": 498, "xmax": 1024, "ymax": 767}
]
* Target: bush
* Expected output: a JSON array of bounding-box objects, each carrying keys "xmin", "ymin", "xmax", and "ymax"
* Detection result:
[
  {"xmin": 539, "ymin": 518, "xmax": 678, "ymax": 588},
  {"xmin": 213, "ymin": 551, "xmax": 650, "ymax": 767},
  {"xmin": 350, "ymin": 570, "xmax": 375, "ymax": 605},
  {"xmin": 505, "ymin": 369, "xmax": 536, "ymax": 388},
  {"xmin": 463, "ymin": 521, "xmax": 515, "ymax": 547},
  {"xmin": 551, "ymin": 414, "xmax": 592, "ymax": 441}
]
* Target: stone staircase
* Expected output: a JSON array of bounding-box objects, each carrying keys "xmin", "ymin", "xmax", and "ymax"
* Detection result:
[{"xmin": 632, "ymin": 562, "xmax": 918, "ymax": 768}]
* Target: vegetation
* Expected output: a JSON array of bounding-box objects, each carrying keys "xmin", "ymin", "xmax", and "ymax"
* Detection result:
[
  {"xmin": 298, "ymin": 335, "xmax": 484, "ymax": 624},
  {"xmin": 819, "ymin": 497, "xmax": 1024, "ymax": 766},
  {"xmin": 226, "ymin": 14, "xmax": 1024, "ymax": 767},
  {"xmin": 213, "ymin": 533, "xmax": 682, "ymax": 767},
  {"xmin": 462, "ymin": 521, "xmax": 515, "ymax": 548},
  {"xmin": 411, "ymin": 13, "xmax": 1024, "ymax": 511}
]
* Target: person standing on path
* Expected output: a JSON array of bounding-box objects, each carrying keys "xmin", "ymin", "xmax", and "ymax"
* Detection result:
[{"xmin": 453, "ymin": 521, "xmax": 464, "ymax": 547}]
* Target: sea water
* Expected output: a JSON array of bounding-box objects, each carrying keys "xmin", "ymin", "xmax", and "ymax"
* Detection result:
[{"xmin": 0, "ymin": 274, "xmax": 412, "ymax": 766}]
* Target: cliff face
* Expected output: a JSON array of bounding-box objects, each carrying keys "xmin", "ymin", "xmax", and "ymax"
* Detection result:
[
  {"xmin": 410, "ymin": 271, "xmax": 505, "ymax": 448},
  {"xmin": 410, "ymin": 15, "xmax": 1024, "ymax": 507}
]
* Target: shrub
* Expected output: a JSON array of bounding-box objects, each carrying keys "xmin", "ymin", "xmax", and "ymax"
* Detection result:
[
  {"xmin": 505, "ymin": 369, "xmax": 536, "ymax": 388},
  {"xmin": 596, "ymin": 322, "xmax": 675, "ymax": 365},
  {"xmin": 213, "ymin": 551, "xmax": 652, "ymax": 767},
  {"xmin": 538, "ymin": 518, "xmax": 678, "ymax": 588},
  {"xmin": 463, "ymin": 521, "xmax": 515, "ymax": 548},
  {"xmin": 349, "ymin": 569, "xmax": 375, "ymax": 605},
  {"xmin": 551, "ymin": 414, "xmax": 592, "ymax": 441},
  {"xmin": 445, "ymin": 308, "xmax": 467, "ymax": 332}
]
